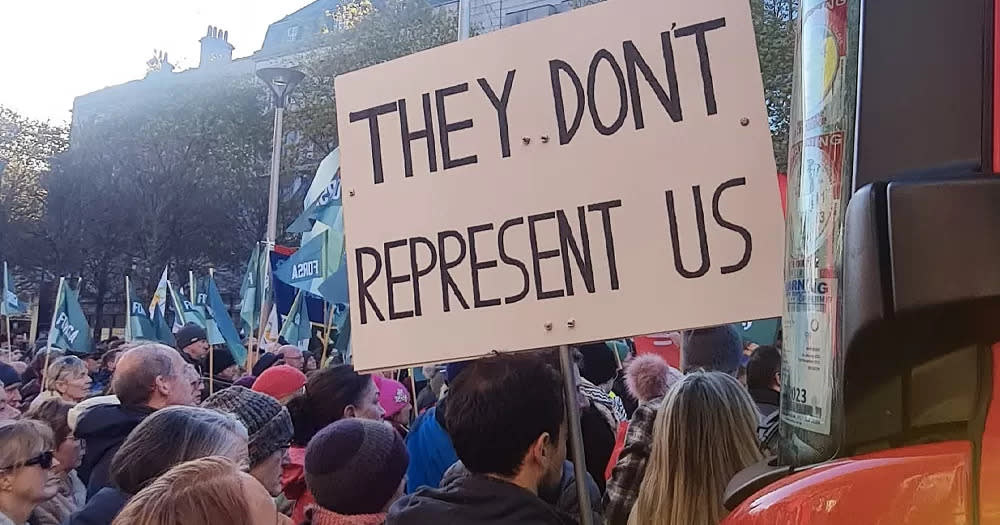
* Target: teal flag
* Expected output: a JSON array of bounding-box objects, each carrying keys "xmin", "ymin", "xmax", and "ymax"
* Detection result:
[
  {"xmin": 151, "ymin": 302, "xmax": 176, "ymax": 346},
  {"xmin": 276, "ymin": 230, "xmax": 342, "ymax": 296},
  {"xmin": 279, "ymin": 290, "xmax": 312, "ymax": 350},
  {"xmin": 333, "ymin": 309, "xmax": 351, "ymax": 365},
  {"xmin": 167, "ymin": 280, "xmax": 187, "ymax": 331},
  {"xmin": 195, "ymin": 276, "xmax": 225, "ymax": 345},
  {"xmin": 1, "ymin": 262, "xmax": 27, "ymax": 316},
  {"xmin": 205, "ymin": 276, "xmax": 247, "ymax": 366},
  {"xmin": 239, "ymin": 244, "xmax": 261, "ymax": 336},
  {"xmin": 125, "ymin": 276, "xmax": 157, "ymax": 342},
  {"xmin": 287, "ymin": 171, "xmax": 341, "ymax": 234},
  {"xmin": 48, "ymin": 278, "xmax": 93, "ymax": 353}
]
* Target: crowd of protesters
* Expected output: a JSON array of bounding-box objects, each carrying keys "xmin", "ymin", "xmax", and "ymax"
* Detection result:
[{"xmin": 0, "ymin": 320, "xmax": 783, "ymax": 525}]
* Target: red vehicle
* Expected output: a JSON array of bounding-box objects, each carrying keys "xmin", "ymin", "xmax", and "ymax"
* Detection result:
[{"xmin": 722, "ymin": 0, "xmax": 1000, "ymax": 523}]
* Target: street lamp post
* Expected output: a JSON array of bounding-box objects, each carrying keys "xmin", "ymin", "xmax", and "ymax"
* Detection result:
[{"xmin": 256, "ymin": 67, "xmax": 305, "ymax": 245}]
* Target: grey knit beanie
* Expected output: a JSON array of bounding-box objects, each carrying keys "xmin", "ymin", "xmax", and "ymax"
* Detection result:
[
  {"xmin": 681, "ymin": 325, "xmax": 744, "ymax": 375},
  {"xmin": 202, "ymin": 386, "xmax": 293, "ymax": 467},
  {"xmin": 305, "ymin": 418, "xmax": 408, "ymax": 515}
]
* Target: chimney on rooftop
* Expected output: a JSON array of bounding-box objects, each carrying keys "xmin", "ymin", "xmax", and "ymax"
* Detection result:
[{"xmin": 199, "ymin": 25, "xmax": 235, "ymax": 69}]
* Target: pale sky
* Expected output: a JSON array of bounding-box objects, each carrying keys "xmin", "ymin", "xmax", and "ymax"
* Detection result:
[{"xmin": 0, "ymin": 0, "xmax": 314, "ymax": 124}]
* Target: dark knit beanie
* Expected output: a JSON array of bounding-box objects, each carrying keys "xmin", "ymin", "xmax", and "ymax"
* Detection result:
[
  {"xmin": 0, "ymin": 362, "xmax": 20, "ymax": 388},
  {"xmin": 578, "ymin": 342, "xmax": 619, "ymax": 385},
  {"xmin": 211, "ymin": 348, "xmax": 238, "ymax": 376},
  {"xmin": 202, "ymin": 386, "xmax": 293, "ymax": 468},
  {"xmin": 681, "ymin": 325, "xmax": 743, "ymax": 375},
  {"xmin": 305, "ymin": 418, "xmax": 408, "ymax": 515}
]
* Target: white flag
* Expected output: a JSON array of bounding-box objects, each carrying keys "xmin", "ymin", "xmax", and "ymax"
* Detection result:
[
  {"xmin": 149, "ymin": 265, "xmax": 169, "ymax": 316},
  {"xmin": 261, "ymin": 305, "xmax": 279, "ymax": 346}
]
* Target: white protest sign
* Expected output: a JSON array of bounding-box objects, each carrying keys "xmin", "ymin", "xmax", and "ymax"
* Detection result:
[{"xmin": 336, "ymin": 0, "xmax": 784, "ymax": 371}]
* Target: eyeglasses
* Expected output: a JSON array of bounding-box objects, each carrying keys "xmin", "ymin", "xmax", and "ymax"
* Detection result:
[{"xmin": 0, "ymin": 451, "xmax": 54, "ymax": 471}]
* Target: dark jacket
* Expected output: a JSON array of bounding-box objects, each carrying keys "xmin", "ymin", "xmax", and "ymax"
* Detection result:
[
  {"xmin": 75, "ymin": 405, "xmax": 154, "ymax": 498},
  {"xmin": 442, "ymin": 461, "xmax": 602, "ymax": 524},
  {"xmin": 579, "ymin": 401, "xmax": 615, "ymax": 493},
  {"xmin": 387, "ymin": 474, "xmax": 576, "ymax": 525},
  {"xmin": 749, "ymin": 388, "xmax": 780, "ymax": 418},
  {"xmin": 63, "ymin": 487, "xmax": 130, "ymax": 525}
]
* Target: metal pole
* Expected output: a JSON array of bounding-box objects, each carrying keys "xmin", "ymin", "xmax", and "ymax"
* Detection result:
[
  {"xmin": 265, "ymin": 105, "xmax": 285, "ymax": 244},
  {"xmin": 458, "ymin": 0, "xmax": 472, "ymax": 40},
  {"xmin": 558, "ymin": 344, "xmax": 594, "ymax": 525}
]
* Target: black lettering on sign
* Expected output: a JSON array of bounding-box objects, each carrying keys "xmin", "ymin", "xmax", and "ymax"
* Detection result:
[
  {"xmin": 477, "ymin": 70, "xmax": 516, "ymax": 159},
  {"xmin": 437, "ymin": 230, "xmax": 471, "ymax": 312},
  {"xmin": 398, "ymin": 94, "xmax": 437, "ymax": 178},
  {"xmin": 408, "ymin": 237, "xmax": 437, "ymax": 317},
  {"xmin": 557, "ymin": 207, "xmax": 595, "ymax": 296},
  {"xmin": 349, "ymin": 102, "xmax": 397, "ymax": 185},
  {"xmin": 384, "ymin": 240, "xmax": 413, "ymax": 320},
  {"xmin": 527, "ymin": 212, "xmax": 564, "ymax": 300},
  {"xmin": 674, "ymin": 18, "xmax": 726, "ymax": 116},
  {"xmin": 623, "ymin": 33, "xmax": 682, "ymax": 129},
  {"xmin": 355, "ymin": 247, "xmax": 385, "ymax": 324},
  {"xmin": 435, "ymin": 84, "xmax": 478, "ymax": 170},
  {"xmin": 498, "ymin": 218, "xmax": 530, "ymax": 305},
  {"xmin": 549, "ymin": 60, "xmax": 585, "ymax": 145},
  {"xmin": 588, "ymin": 200, "xmax": 622, "ymax": 290},
  {"xmin": 713, "ymin": 178, "xmax": 753, "ymax": 274},
  {"xmin": 665, "ymin": 186, "xmax": 711, "ymax": 278},
  {"xmin": 468, "ymin": 223, "xmax": 501, "ymax": 308},
  {"xmin": 587, "ymin": 49, "xmax": 629, "ymax": 136}
]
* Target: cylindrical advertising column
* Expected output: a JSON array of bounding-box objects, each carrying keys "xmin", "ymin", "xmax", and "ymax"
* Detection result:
[{"xmin": 779, "ymin": 0, "xmax": 861, "ymax": 466}]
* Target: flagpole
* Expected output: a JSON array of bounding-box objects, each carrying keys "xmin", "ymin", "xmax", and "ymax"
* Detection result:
[
  {"xmin": 409, "ymin": 369, "xmax": 418, "ymax": 406},
  {"xmin": 256, "ymin": 247, "xmax": 272, "ymax": 360},
  {"xmin": 124, "ymin": 276, "xmax": 131, "ymax": 342},
  {"xmin": 321, "ymin": 303, "xmax": 334, "ymax": 367},
  {"xmin": 43, "ymin": 277, "xmax": 65, "ymax": 391},
  {"xmin": 189, "ymin": 271, "xmax": 196, "ymax": 303},
  {"xmin": 4, "ymin": 315, "xmax": 11, "ymax": 362},
  {"xmin": 208, "ymin": 268, "xmax": 215, "ymax": 396},
  {"xmin": 28, "ymin": 296, "xmax": 38, "ymax": 346}
]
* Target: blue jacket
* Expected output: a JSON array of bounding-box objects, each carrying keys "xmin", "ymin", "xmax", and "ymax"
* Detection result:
[{"xmin": 405, "ymin": 405, "xmax": 457, "ymax": 493}]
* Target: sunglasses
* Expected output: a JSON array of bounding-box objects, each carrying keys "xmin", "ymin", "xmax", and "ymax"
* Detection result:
[{"xmin": 0, "ymin": 451, "xmax": 54, "ymax": 471}]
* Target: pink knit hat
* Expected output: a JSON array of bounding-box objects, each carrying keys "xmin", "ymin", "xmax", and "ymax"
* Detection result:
[
  {"xmin": 372, "ymin": 375, "xmax": 410, "ymax": 418},
  {"xmin": 626, "ymin": 353, "xmax": 684, "ymax": 403}
]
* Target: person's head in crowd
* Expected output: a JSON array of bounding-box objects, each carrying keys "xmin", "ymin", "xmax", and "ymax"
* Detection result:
[
  {"xmin": 373, "ymin": 375, "xmax": 412, "ymax": 427},
  {"xmin": 302, "ymin": 351, "xmax": 319, "ymax": 373},
  {"xmin": 0, "ymin": 382, "xmax": 19, "ymax": 421},
  {"xmin": 252, "ymin": 364, "xmax": 306, "ymax": 405},
  {"xmin": 183, "ymin": 363, "xmax": 203, "ymax": 404},
  {"xmin": 202, "ymin": 386, "xmax": 294, "ymax": 496},
  {"xmin": 445, "ymin": 353, "xmax": 566, "ymax": 496},
  {"xmin": 81, "ymin": 350, "xmax": 102, "ymax": 375},
  {"xmin": 625, "ymin": 353, "xmax": 684, "ymax": 403},
  {"xmin": 110, "ymin": 406, "xmax": 249, "ymax": 497},
  {"xmin": 175, "ymin": 323, "xmax": 210, "ymax": 361},
  {"xmin": 680, "ymin": 325, "xmax": 743, "ymax": 376},
  {"xmin": 0, "ymin": 363, "xmax": 22, "ymax": 411},
  {"xmin": 630, "ymin": 372, "xmax": 762, "ymax": 525},
  {"xmin": 111, "ymin": 456, "xmax": 285, "ymax": 525},
  {"xmin": 250, "ymin": 351, "xmax": 280, "ymax": 377},
  {"xmin": 210, "ymin": 348, "xmax": 240, "ymax": 382},
  {"xmin": 287, "ymin": 365, "xmax": 383, "ymax": 446},
  {"xmin": 24, "ymin": 399, "xmax": 82, "ymax": 478},
  {"xmin": 276, "ymin": 345, "xmax": 304, "ymax": 371},
  {"xmin": 113, "ymin": 344, "xmax": 194, "ymax": 409},
  {"xmin": 578, "ymin": 342, "xmax": 619, "ymax": 388},
  {"xmin": 746, "ymin": 345, "xmax": 781, "ymax": 393},
  {"xmin": 101, "ymin": 350, "xmax": 121, "ymax": 374},
  {"xmin": 304, "ymin": 418, "xmax": 408, "ymax": 522},
  {"xmin": 28, "ymin": 348, "xmax": 62, "ymax": 379},
  {"xmin": 0, "ymin": 419, "xmax": 59, "ymax": 524},
  {"xmin": 44, "ymin": 356, "xmax": 92, "ymax": 404},
  {"xmin": 421, "ymin": 365, "xmax": 439, "ymax": 381}
]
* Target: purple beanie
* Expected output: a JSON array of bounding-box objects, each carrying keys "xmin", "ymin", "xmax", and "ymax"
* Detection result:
[{"xmin": 305, "ymin": 418, "xmax": 408, "ymax": 515}]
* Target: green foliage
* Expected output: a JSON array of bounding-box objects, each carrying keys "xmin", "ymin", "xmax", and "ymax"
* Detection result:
[
  {"xmin": 751, "ymin": 0, "xmax": 797, "ymax": 173},
  {"xmin": 0, "ymin": 107, "xmax": 68, "ymax": 275},
  {"xmin": 284, "ymin": 0, "xmax": 458, "ymax": 159}
]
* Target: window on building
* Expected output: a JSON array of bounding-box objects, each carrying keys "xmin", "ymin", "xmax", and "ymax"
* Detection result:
[
  {"xmin": 287, "ymin": 25, "xmax": 301, "ymax": 41},
  {"xmin": 503, "ymin": 5, "xmax": 557, "ymax": 27}
]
